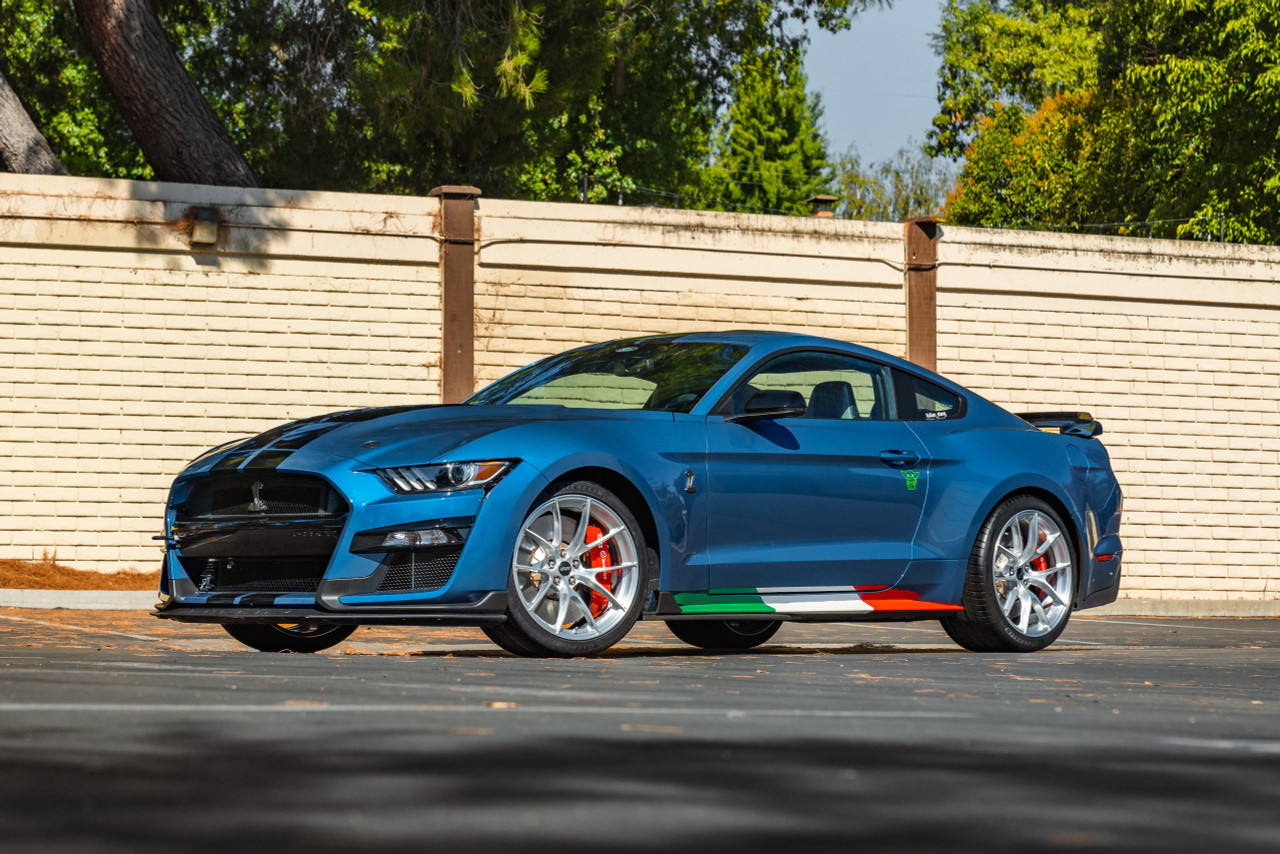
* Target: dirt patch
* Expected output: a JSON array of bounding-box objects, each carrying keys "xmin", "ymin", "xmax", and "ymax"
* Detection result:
[{"xmin": 0, "ymin": 557, "xmax": 159, "ymax": 590}]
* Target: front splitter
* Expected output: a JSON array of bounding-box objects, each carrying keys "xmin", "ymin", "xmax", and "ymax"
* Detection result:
[{"xmin": 154, "ymin": 591, "xmax": 508, "ymax": 625}]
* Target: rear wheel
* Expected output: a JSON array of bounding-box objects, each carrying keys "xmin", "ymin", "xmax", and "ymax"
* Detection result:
[
  {"xmin": 222, "ymin": 622, "xmax": 356, "ymax": 653},
  {"xmin": 483, "ymin": 481, "xmax": 650, "ymax": 658},
  {"xmin": 666, "ymin": 619, "xmax": 782, "ymax": 650},
  {"xmin": 942, "ymin": 495, "xmax": 1076, "ymax": 653}
]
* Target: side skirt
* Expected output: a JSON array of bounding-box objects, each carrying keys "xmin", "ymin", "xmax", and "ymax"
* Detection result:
[{"xmin": 647, "ymin": 590, "xmax": 963, "ymax": 621}]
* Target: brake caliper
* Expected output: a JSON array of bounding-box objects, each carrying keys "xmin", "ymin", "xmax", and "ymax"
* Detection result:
[{"xmin": 585, "ymin": 523, "xmax": 613, "ymax": 615}]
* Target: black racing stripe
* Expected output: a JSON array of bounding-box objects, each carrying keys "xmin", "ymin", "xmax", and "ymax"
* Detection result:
[
  {"xmin": 211, "ymin": 450, "xmax": 255, "ymax": 471},
  {"xmin": 242, "ymin": 449, "xmax": 294, "ymax": 472},
  {"xmin": 238, "ymin": 405, "xmax": 440, "ymax": 453},
  {"xmin": 235, "ymin": 415, "xmax": 329, "ymax": 452},
  {"xmin": 270, "ymin": 423, "xmax": 348, "ymax": 450},
  {"xmin": 207, "ymin": 404, "xmax": 442, "ymax": 474}
]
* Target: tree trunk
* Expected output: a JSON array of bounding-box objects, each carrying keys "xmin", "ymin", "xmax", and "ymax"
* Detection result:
[
  {"xmin": 73, "ymin": 0, "xmax": 259, "ymax": 187},
  {"xmin": 0, "ymin": 70, "xmax": 69, "ymax": 175}
]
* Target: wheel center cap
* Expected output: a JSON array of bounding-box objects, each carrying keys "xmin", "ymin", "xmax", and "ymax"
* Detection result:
[{"xmin": 557, "ymin": 563, "xmax": 572, "ymax": 576}]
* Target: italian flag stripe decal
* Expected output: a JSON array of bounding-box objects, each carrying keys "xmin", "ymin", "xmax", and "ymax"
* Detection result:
[{"xmin": 672, "ymin": 589, "xmax": 962, "ymax": 615}]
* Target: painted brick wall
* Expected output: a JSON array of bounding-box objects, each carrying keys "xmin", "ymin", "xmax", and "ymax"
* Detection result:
[
  {"xmin": 0, "ymin": 175, "xmax": 442, "ymax": 573},
  {"xmin": 3, "ymin": 175, "xmax": 1278, "ymax": 608},
  {"xmin": 938, "ymin": 228, "xmax": 1280, "ymax": 603}
]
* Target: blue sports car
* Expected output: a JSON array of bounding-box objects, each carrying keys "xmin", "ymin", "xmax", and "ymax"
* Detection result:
[{"xmin": 154, "ymin": 331, "xmax": 1123, "ymax": 656}]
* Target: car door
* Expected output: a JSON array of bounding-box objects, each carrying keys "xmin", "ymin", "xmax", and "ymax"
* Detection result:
[{"xmin": 704, "ymin": 350, "xmax": 929, "ymax": 593}]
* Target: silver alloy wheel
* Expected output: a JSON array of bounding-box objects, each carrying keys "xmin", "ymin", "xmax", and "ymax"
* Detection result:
[
  {"xmin": 992, "ymin": 509, "xmax": 1073, "ymax": 638},
  {"xmin": 512, "ymin": 493, "xmax": 640, "ymax": 641}
]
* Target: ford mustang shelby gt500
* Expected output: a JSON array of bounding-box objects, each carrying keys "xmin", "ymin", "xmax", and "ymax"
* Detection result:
[{"xmin": 154, "ymin": 331, "xmax": 1123, "ymax": 656}]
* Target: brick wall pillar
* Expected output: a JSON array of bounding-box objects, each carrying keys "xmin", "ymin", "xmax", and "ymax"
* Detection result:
[{"xmin": 903, "ymin": 216, "xmax": 940, "ymax": 371}]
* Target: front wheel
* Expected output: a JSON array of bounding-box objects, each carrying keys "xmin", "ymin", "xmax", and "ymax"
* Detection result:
[
  {"xmin": 222, "ymin": 622, "xmax": 356, "ymax": 653},
  {"xmin": 483, "ymin": 481, "xmax": 651, "ymax": 658},
  {"xmin": 942, "ymin": 495, "xmax": 1076, "ymax": 653},
  {"xmin": 666, "ymin": 619, "xmax": 782, "ymax": 651}
]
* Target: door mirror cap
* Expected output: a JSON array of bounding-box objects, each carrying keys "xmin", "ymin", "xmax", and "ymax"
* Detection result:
[{"xmin": 725, "ymin": 389, "xmax": 807, "ymax": 424}]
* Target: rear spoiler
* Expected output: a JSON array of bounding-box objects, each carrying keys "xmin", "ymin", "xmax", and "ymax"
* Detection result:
[{"xmin": 1017, "ymin": 411, "xmax": 1103, "ymax": 438}]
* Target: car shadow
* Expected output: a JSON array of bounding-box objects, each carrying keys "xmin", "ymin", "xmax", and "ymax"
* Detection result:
[{"xmin": 379, "ymin": 643, "xmax": 1091, "ymax": 659}]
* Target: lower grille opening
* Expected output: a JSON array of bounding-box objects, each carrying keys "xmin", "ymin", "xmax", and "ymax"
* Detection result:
[
  {"xmin": 377, "ymin": 546, "xmax": 463, "ymax": 593},
  {"xmin": 179, "ymin": 555, "xmax": 329, "ymax": 594}
]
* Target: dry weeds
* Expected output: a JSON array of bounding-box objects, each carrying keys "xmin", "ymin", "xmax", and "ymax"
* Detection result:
[{"xmin": 0, "ymin": 553, "xmax": 159, "ymax": 590}]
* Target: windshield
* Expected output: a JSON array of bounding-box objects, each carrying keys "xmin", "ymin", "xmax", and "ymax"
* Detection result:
[{"xmin": 466, "ymin": 339, "xmax": 750, "ymax": 412}]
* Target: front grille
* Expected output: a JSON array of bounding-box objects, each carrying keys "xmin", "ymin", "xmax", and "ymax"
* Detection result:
[
  {"xmin": 176, "ymin": 474, "xmax": 346, "ymax": 521},
  {"xmin": 179, "ymin": 555, "xmax": 329, "ymax": 593},
  {"xmin": 377, "ymin": 546, "xmax": 463, "ymax": 593}
]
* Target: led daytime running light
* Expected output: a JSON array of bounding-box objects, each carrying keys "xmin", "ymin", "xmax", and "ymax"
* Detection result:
[{"xmin": 375, "ymin": 460, "xmax": 511, "ymax": 495}]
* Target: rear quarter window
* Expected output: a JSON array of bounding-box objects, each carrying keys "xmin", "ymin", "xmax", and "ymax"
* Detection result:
[{"xmin": 892, "ymin": 370, "xmax": 966, "ymax": 421}]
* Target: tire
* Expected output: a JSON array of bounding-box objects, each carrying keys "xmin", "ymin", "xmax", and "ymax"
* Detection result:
[
  {"xmin": 666, "ymin": 619, "xmax": 782, "ymax": 650},
  {"xmin": 484, "ymin": 480, "xmax": 651, "ymax": 658},
  {"xmin": 942, "ymin": 495, "xmax": 1077, "ymax": 653},
  {"xmin": 222, "ymin": 622, "xmax": 356, "ymax": 653}
]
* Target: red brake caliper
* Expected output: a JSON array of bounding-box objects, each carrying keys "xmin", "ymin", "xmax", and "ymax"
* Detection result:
[
  {"xmin": 585, "ymin": 524, "xmax": 613, "ymax": 616},
  {"xmin": 1031, "ymin": 531, "xmax": 1050, "ymax": 604}
]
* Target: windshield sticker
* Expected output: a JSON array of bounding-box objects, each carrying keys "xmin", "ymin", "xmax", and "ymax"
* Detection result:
[{"xmin": 901, "ymin": 470, "xmax": 921, "ymax": 491}]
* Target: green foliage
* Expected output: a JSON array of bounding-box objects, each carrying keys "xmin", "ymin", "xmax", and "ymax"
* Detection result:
[
  {"xmin": 835, "ymin": 141, "xmax": 955, "ymax": 222},
  {"xmin": 928, "ymin": 0, "xmax": 1102, "ymax": 160},
  {"xmin": 700, "ymin": 47, "xmax": 832, "ymax": 216},
  {"xmin": 520, "ymin": 1, "xmax": 886, "ymax": 207},
  {"xmin": 515, "ymin": 95, "xmax": 635, "ymax": 203},
  {"xmin": 943, "ymin": 0, "xmax": 1280, "ymax": 243},
  {"xmin": 2, "ymin": 0, "xmax": 882, "ymax": 206},
  {"xmin": 1094, "ymin": 0, "xmax": 1280, "ymax": 242}
]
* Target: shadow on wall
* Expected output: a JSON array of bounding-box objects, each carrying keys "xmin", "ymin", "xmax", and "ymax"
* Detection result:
[
  {"xmin": 121, "ymin": 181, "xmax": 370, "ymax": 273},
  {"xmin": 0, "ymin": 731, "xmax": 1274, "ymax": 852}
]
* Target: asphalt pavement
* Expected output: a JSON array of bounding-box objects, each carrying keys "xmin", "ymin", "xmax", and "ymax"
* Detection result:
[{"xmin": 0, "ymin": 609, "xmax": 1276, "ymax": 853}]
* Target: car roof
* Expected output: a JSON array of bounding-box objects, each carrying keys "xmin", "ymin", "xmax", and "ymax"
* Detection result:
[{"xmin": 619, "ymin": 330, "xmax": 927, "ymax": 373}]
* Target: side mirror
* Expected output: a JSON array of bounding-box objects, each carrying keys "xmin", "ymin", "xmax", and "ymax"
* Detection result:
[{"xmin": 725, "ymin": 389, "xmax": 807, "ymax": 424}]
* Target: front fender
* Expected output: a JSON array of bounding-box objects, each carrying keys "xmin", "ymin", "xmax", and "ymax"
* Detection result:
[
  {"xmin": 532, "ymin": 450, "xmax": 702, "ymax": 592},
  {"xmin": 445, "ymin": 413, "xmax": 707, "ymax": 593}
]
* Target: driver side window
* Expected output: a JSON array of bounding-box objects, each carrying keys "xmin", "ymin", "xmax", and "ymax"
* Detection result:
[{"xmin": 731, "ymin": 351, "xmax": 894, "ymax": 420}]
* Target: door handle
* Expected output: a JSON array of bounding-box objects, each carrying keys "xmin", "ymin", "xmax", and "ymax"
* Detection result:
[{"xmin": 879, "ymin": 450, "xmax": 920, "ymax": 468}]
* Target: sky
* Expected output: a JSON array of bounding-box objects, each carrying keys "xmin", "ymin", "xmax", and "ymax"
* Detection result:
[{"xmin": 804, "ymin": 1, "xmax": 947, "ymax": 165}]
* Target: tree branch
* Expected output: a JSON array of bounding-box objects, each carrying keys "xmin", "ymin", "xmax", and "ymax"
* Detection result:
[
  {"xmin": 73, "ymin": 0, "xmax": 259, "ymax": 187},
  {"xmin": 0, "ymin": 69, "xmax": 69, "ymax": 175}
]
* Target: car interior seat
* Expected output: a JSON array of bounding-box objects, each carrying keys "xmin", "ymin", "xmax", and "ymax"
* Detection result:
[{"xmin": 807, "ymin": 380, "xmax": 859, "ymax": 420}]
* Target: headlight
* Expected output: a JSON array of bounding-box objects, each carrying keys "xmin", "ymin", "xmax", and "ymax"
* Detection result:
[{"xmin": 373, "ymin": 460, "xmax": 513, "ymax": 495}]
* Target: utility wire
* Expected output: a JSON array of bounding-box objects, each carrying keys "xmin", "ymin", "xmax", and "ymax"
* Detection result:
[
  {"xmin": 592, "ymin": 175, "xmax": 801, "ymax": 217},
  {"xmin": 589, "ymin": 174, "xmax": 1231, "ymax": 241}
]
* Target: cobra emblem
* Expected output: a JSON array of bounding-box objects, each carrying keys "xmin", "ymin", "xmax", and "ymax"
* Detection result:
[{"xmin": 247, "ymin": 480, "xmax": 268, "ymax": 512}]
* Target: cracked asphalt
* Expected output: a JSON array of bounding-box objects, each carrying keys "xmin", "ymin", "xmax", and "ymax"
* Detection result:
[{"xmin": 1, "ymin": 609, "xmax": 1276, "ymax": 853}]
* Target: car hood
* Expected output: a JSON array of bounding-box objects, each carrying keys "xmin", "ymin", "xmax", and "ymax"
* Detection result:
[{"xmin": 193, "ymin": 404, "xmax": 624, "ymax": 473}]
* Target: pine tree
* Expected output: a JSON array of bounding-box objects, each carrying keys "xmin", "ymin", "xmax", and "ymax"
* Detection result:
[{"xmin": 703, "ymin": 47, "xmax": 832, "ymax": 215}]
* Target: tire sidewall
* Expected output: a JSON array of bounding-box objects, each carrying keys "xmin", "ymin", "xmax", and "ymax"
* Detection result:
[
  {"xmin": 975, "ymin": 496, "xmax": 1077, "ymax": 652},
  {"xmin": 222, "ymin": 622, "xmax": 355, "ymax": 653},
  {"xmin": 504, "ymin": 480, "xmax": 651, "ymax": 657}
]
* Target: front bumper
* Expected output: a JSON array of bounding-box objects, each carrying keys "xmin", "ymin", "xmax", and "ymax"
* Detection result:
[{"xmin": 159, "ymin": 451, "xmax": 551, "ymax": 616}]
